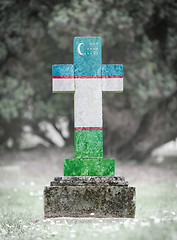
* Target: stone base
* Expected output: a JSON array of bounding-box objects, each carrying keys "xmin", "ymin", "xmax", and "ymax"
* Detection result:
[{"xmin": 44, "ymin": 177, "xmax": 136, "ymax": 218}]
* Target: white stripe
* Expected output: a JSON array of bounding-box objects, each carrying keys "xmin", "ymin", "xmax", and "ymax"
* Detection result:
[
  {"xmin": 74, "ymin": 79, "xmax": 102, "ymax": 127},
  {"xmin": 53, "ymin": 77, "xmax": 123, "ymax": 127},
  {"xmin": 52, "ymin": 78, "xmax": 75, "ymax": 92},
  {"xmin": 102, "ymin": 78, "xmax": 123, "ymax": 92}
]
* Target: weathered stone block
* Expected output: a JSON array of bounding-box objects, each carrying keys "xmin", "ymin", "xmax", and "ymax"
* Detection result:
[{"xmin": 44, "ymin": 177, "xmax": 136, "ymax": 218}]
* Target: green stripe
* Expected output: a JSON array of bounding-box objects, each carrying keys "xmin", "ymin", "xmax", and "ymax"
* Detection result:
[
  {"xmin": 64, "ymin": 158, "xmax": 115, "ymax": 176},
  {"xmin": 75, "ymin": 130, "xmax": 103, "ymax": 158},
  {"xmin": 102, "ymin": 91, "xmax": 123, "ymax": 93}
]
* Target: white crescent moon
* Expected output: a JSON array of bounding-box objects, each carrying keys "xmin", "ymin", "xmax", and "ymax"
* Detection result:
[{"xmin": 78, "ymin": 43, "xmax": 83, "ymax": 55}]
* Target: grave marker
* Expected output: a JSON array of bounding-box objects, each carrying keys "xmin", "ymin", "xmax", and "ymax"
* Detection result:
[
  {"xmin": 44, "ymin": 37, "xmax": 136, "ymax": 218},
  {"xmin": 52, "ymin": 37, "xmax": 123, "ymax": 176}
]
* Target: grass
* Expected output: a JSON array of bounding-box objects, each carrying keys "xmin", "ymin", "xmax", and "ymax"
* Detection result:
[
  {"xmin": 0, "ymin": 147, "xmax": 177, "ymax": 239},
  {"xmin": 0, "ymin": 180, "xmax": 177, "ymax": 240}
]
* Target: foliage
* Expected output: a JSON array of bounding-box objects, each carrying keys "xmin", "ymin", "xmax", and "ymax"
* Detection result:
[{"xmin": 0, "ymin": 0, "xmax": 176, "ymax": 159}]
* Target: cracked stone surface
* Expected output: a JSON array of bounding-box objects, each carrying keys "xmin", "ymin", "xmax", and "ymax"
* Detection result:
[
  {"xmin": 51, "ymin": 176, "xmax": 128, "ymax": 186},
  {"xmin": 44, "ymin": 176, "xmax": 136, "ymax": 218}
]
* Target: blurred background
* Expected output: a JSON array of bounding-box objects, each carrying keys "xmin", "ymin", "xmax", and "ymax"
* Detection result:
[
  {"xmin": 0, "ymin": 0, "xmax": 177, "ymax": 164},
  {"xmin": 1, "ymin": 2, "xmax": 177, "ymax": 238}
]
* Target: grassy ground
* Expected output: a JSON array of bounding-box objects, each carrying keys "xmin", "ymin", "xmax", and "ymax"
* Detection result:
[{"xmin": 0, "ymin": 147, "xmax": 177, "ymax": 239}]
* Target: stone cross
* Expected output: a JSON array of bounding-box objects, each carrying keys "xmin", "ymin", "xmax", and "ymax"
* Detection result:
[{"xmin": 52, "ymin": 37, "xmax": 123, "ymax": 176}]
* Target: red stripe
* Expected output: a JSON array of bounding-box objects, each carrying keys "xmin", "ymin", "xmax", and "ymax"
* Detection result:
[
  {"xmin": 53, "ymin": 75, "xmax": 123, "ymax": 79},
  {"xmin": 74, "ymin": 127, "xmax": 102, "ymax": 130},
  {"xmin": 75, "ymin": 75, "xmax": 123, "ymax": 78},
  {"xmin": 52, "ymin": 75, "xmax": 74, "ymax": 79}
]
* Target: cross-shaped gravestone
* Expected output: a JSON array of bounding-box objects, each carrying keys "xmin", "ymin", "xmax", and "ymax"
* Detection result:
[{"xmin": 52, "ymin": 37, "xmax": 123, "ymax": 176}]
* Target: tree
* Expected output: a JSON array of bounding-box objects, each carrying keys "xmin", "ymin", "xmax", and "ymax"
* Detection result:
[{"xmin": 0, "ymin": 0, "xmax": 176, "ymax": 161}]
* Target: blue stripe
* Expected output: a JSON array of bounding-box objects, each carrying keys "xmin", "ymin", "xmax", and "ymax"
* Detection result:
[
  {"xmin": 102, "ymin": 64, "xmax": 123, "ymax": 75},
  {"xmin": 52, "ymin": 64, "xmax": 74, "ymax": 76}
]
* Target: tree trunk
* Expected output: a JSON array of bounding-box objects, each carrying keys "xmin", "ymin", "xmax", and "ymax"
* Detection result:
[{"xmin": 103, "ymin": 90, "xmax": 177, "ymax": 161}]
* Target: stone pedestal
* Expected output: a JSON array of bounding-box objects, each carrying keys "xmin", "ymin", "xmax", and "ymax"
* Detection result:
[{"xmin": 44, "ymin": 176, "xmax": 136, "ymax": 218}]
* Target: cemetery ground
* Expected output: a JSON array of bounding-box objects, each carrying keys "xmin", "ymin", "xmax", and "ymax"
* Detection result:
[{"xmin": 0, "ymin": 147, "xmax": 177, "ymax": 240}]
